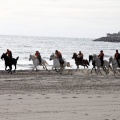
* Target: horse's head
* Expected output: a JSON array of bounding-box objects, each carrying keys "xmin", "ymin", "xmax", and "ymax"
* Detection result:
[
  {"xmin": 72, "ymin": 53, "xmax": 77, "ymax": 59},
  {"xmin": 109, "ymin": 56, "xmax": 114, "ymax": 63},
  {"xmin": 92, "ymin": 54, "xmax": 98, "ymax": 61},
  {"xmin": 50, "ymin": 53, "xmax": 55, "ymax": 61},
  {"xmin": 89, "ymin": 55, "xmax": 93, "ymax": 62},
  {"xmin": 29, "ymin": 54, "xmax": 35, "ymax": 61},
  {"xmin": 1, "ymin": 53, "xmax": 6, "ymax": 60}
]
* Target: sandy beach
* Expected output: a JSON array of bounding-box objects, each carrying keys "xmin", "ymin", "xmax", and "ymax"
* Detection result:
[{"xmin": 0, "ymin": 69, "xmax": 120, "ymax": 120}]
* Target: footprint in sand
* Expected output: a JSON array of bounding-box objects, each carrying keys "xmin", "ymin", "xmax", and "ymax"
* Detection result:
[
  {"xmin": 88, "ymin": 97, "xmax": 92, "ymax": 98},
  {"xmin": 45, "ymin": 97, "xmax": 50, "ymax": 99},
  {"xmin": 62, "ymin": 97, "xmax": 68, "ymax": 99},
  {"xmin": 18, "ymin": 98, "xmax": 23, "ymax": 100},
  {"xmin": 35, "ymin": 98, "xmax": 40, "ymax": 99},
  {"xmin": 72, "ymin": 96, "xmax": 77, "ymax": 98},
  {"xmin": 85, "ymin": 113, "xmax": 89, "ymax": 116},
  {"xmin": 6, "ymin": 99, "xmax": 12, "ymax": 100},
  {"xmin": 97, "ymin": 96, "xmax": 101, "ymax": 98}
]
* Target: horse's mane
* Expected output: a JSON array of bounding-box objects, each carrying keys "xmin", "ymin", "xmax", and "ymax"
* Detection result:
[{"xmin": 73, "ymin": 53, "xmax": 77, "ymax": 55}]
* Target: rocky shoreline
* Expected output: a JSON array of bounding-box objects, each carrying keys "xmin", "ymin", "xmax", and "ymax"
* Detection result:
[{"xmin": 93, "ymin": 37, "xmax": 120, "ymax": 42}]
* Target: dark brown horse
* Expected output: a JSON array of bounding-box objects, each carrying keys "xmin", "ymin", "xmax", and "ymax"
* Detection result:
[
  {"xmin": 1, "ymin": 53, "xmax": 19, "ymax": 74},
  {"xmin": 89, "ymin": 55, "xmax": 97, "ymax": 73},
  {"xmin": 72, "ymin": 53, "xmax": 89, "ymax": 70}
]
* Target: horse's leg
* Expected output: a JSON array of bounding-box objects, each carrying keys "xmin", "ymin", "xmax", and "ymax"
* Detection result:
[
  {"xmin": 13, "ymin": 64, "xmax": 16, "ymax": 73},
  {"xmin": 8, "ymin": 66, "xmax": 12, "ymax": 74},
  {"xmin": 98, "ymin": 67, "xmax": 102, "ymax": 75},
  {"xmin": 5, "ymin": 65, "xmax": 7, "ymax": 71},
  {"xmin": 91, "ymin": 66, "xmax": 95, "ymax": 74},
  {"xmin": 35, "ymin": 66, "xmax": 38, "ymax": 71},
  {"xmin": 60, "ymin": 66, "xmax": 64, "ymax": 74},
  {"xmin": 32, "ymin": 65, "xmax": 36, "ymax": 71},
  {"xmin": 45, "ymin": 65, "xmax": 48, "ymax": 71},
  {"xmin": 76, "ymin": 65, "xmax": 79, "ymax": 71}
]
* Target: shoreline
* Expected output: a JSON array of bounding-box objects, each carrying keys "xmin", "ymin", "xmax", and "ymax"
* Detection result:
[{"xmin": 0, "ymin": 69, "xmax": 120, "ymax": 94}]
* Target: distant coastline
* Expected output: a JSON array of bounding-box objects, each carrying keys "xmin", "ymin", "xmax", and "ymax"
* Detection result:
[{"xmin": 93, "ymin": 31, "xmax": 120, "ymax": 42}]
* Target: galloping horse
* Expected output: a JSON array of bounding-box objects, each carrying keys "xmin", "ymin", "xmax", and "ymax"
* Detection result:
[
  {"xmin": 92, "ymin": 54, "xmax": 110, "ymax": 75},
  {"xmin": 72, "ymin": 53, "xmax": 89, "ymax": 70},
  {"xmin": 1, "ymin": 53, "xmax": 19, "ymax": 74},
  {"xmin": 89, "ymin": 55, "xmax": 97, "ymax": 73},
  {"xmin": 49, "ymin": 53, "xmax": 71, "ymax": 73},
  {"xmin": 29, "ymin": 54, "xmax": 48, "ymax": 71},
  {"xmin": 109, "ymin": 56, "xmax": 120, "ymax": 75}
]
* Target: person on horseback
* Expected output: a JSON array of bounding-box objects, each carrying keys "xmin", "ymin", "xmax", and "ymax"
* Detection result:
[
  {"xmin": 6, "ymin": 49, "xmax": 12, "ymax": 63},
  {"xmin": 35, "ymin": 51, "xmax": 41, "ymax": 64},
  {"xmin": 98, "ymin": 50, "xmax": 104, "ymax": 66},
  {"xmin": 77, "ymin": 51, "xmax": 83, "ymax": 64},
  {"xmin": 55, "ymin": 50, "xmax": 64, "ymax": 67},
  {"xmin": 114, "ymin": 50, "xmax": 120, "ymax": 67}
]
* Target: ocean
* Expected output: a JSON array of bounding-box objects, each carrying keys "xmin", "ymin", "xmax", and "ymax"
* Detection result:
[{"xmin": 0, "ymin": 35, "xmax": 120, "ymax": 70}]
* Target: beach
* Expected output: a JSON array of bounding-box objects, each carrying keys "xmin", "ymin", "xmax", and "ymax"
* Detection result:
[{"xmin": 0, "ymin": 69, "xmax": 120, "ymax": 120}]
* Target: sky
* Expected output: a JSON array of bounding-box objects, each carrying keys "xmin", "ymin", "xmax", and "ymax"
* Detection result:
[{"xmin": 0, "ymin": 0, "xmax": 120, "ymax": 38}]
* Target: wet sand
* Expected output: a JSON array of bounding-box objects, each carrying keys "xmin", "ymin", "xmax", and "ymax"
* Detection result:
[{"xmin": 0, "ymin": 69, "xmax": 120, "ymax": 120}]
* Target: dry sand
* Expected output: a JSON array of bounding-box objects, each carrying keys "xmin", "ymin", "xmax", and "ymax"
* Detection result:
[{"xmin": 0, "ymin": 69, "xmax": 120, "ymax": 120}]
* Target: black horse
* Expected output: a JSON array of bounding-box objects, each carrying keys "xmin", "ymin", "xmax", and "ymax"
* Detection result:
[
  {"xmin": 72, "ymin": 53, "xmax": 89, "ymax": 70},
  {"xmin": 89, "ymin": 55, "xmax": 97, "ymax": 73},
  {"xmin": 1, "ymin": 53, "xmax": 19, "ymax": 74}
]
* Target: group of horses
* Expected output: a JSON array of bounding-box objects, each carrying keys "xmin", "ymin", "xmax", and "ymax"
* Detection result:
[{"xmin": 1, "ymin": 52, "xmax": 120, "ymax": 75}]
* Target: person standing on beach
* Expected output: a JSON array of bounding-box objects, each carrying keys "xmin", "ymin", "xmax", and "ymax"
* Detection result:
[
  {"xmin": 6, "ymin": 49, "xmax": 12, "ymax": 63},
  {"xmin": 35, "ymin": 51, "xmax": 41, "ymax": 64},
  {"xmin": 114, "ymin": 50, "xmax": 120, "ymax": 67},
  {"xmin": 77, "ymin": 51, "xmax": 83, "ymax": 64},
  {"xmin": 55, "ymin": 50, "xmax": 64, "ymax": 67},
  {"xmin": 98, "ymin": 50, "xmax": 104, "ymax": 66}
]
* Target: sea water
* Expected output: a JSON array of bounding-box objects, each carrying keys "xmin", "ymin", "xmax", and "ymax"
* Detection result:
[{"xmin": 0, "ymin": 35, "xmax": 120, "ymax": 70}]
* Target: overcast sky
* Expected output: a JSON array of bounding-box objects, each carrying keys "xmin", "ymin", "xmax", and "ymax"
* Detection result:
[{"xmin": 0, "ymin": 0, "xmax": 120, "ymax": 38}]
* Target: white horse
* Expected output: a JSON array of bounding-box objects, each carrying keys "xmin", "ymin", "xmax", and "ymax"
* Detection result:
[
  {"xmin": 92, "ymin": 54, "xmax": 110, "ymax": 75},
  {"xmin": 109, "ymin": 56, "xmax": 120, "ymax": 75},
  {"xmin": 49, "ymin": 53, "xmax": 71, "ymax": 73},
  {"xmin": 29, "ymin": 54, "xmax": 48, "ymax": 71}
]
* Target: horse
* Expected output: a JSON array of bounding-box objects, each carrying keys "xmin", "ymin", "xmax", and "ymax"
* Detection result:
[
  {"xmin": 89, "ymin": 55, "xmax": 97, "ymax": 73},
  {"xmin": 92, "ymin": 54, "xmax": 110, "ymax": 75},
  {"xmin": 49, "ymin": 53, "xmax": 71, "ymax": 73},
  {"xmin": 1, "ymin": 53, "xmax": 19, "ymax": 74},
  {"xmin": 109, "ymin": 56, "xmax": 120, "ymax": 75},
  {"xmin": 72, "ymin": 53, "xmax": 89, "ymax": 71},
  {"xmin": 29, "ymin": 54, "xmax": 48, "ymax": 71}
]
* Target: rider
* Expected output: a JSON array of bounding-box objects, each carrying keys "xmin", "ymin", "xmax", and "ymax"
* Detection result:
[
  {"xmin": 35, "ymin": 51, "xmax": 41, "ymax": 64},
  {"xmin": 77, "ymin": 51, "xmax": 83, "ymax": 64},
  {"xmin": 114, "ymin": 50, "xmax": 120, "ymax": 67},
  {"xmin": 6, "ymin": 49, "xmax": 12, "ymax": 63},
  {"xmin": 98, "ymin": 50, "xmax": 104, "ymax": 66},
  {"xmin": 55, "ymin": 50, "xmax": 64, "ymax": 67}
]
